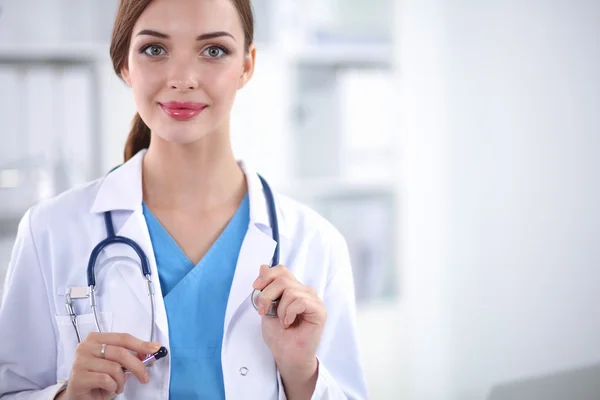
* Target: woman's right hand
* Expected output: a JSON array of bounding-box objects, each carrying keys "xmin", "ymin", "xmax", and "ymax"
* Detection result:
[{"xmin": 58, "ymin": 332, "xmax": 161, "ymax": 400}]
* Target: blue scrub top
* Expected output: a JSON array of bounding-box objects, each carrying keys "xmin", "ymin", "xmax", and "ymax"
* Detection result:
[{"xmin": 142, "ymin": 193, "xmax": 249, "ymax": 398}]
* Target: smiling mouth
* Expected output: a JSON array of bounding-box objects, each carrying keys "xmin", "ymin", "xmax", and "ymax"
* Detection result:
[{"xmin": 159, "ymin": 101, "xmax": 207, "ymax": 120}]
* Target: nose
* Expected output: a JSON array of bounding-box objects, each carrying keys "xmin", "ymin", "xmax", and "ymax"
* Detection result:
[
  {"xmin": 169, "ymin": 77, "xmax": 198, "ymax": 91},
  {"xmin": 167, "ymin": 58, "xmax": 200, "ymax": 91}
]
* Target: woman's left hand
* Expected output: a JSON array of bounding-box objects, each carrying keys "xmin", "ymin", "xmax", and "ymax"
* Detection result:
[{"xmin": 252, "ymin": 264, "xmax": 326, "ymax": 374}]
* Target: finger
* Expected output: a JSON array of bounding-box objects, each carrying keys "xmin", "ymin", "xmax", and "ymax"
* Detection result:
[
  {"xmin": 285, "ymin": 296, "xmax": 325, "ymax": 327},
  {"xmin": 85, "ymin": 332, "xmax": 161, "ymax": 355},
  {"xmin": 252, "ymin": 264, "xmax": 291, "ymax": 290},
  {"xmin": 257, "ymin": 277, "xmax": 301, "ymax": 315},
  {"xmin": 79, "ymin": 357, "xmax": 127, "ymax": 394},
  {"xmin": 275, "ymin": 288, "xmax": 309, "ymax": 327},
  {"xmin": 73, "ymin": 371, "xmax": 118, "ymax": 395},
  {"xmin": 98, "ymin": 343, "xmax": 149, "ymax": 385}
]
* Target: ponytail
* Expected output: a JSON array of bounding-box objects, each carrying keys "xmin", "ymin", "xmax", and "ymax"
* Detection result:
[{"xmin": 124, "ymin": 113, "xmax": 151, "ymax": 162}]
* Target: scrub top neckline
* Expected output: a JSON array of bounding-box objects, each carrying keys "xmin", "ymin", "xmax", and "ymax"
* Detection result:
[{"xmin": 141, "ymin": 192, "xmax": 250, "ymax": 269}]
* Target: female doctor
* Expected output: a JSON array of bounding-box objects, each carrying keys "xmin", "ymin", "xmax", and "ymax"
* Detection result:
[{"xmin": 0, "ymin": 0, "xmax": 368, "ymax": 399}]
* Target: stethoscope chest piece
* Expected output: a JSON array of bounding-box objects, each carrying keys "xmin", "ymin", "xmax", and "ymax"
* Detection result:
[{"xmin": 251, "ymin": 289, "xmax": 279, "ymax": 317}]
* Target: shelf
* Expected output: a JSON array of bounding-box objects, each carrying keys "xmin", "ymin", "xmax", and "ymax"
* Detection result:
[
  {"xmin": 0, "ymin": 43, "xmax": 109, "ymax": 65},
  {"xmin": 277, "ymin": 177, "xmax": 397, "ymax": 200},
  {"xmin": 288, "ymin": 42, "xmax": 393, "ymax": 68},
  {"xmin": 0, "ymin": 41, "xmax": 393, "ymax": 68}
]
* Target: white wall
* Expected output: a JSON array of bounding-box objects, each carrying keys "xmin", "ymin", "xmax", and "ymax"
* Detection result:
[
  {"xmin": 394, "ymin": 0, "xmax": 451, "ymax": 398},
  {"xmin": 446, "ymin": 1, "xmax": 600, "ymax": 398},
  {"xmin": 396, "ymin": 0, "xmax": 600, "ymax": 399}
]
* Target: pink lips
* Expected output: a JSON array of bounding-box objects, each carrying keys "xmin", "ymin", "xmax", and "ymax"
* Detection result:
[{"xmin": 159, "ymin": 101, "xmax": 207, "ymax": 120}]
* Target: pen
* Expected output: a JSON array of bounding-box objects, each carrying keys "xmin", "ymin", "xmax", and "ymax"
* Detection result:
[{"xmin": 123, "ymin": 346, "xmax": 168, "ymax": 374}]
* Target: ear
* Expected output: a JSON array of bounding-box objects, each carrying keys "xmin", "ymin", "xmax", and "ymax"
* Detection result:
[
  {"xmin": 238, "ymin": 44, "xmax": 256, "ymax": 90},
  {"xmin": 121, "ymin": 61, "xmax": 132, "ymax": 87}
]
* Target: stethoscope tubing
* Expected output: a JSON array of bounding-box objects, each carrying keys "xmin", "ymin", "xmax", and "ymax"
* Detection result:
[{"xmin": 70, "ymin": 174, "xmax": 281, "ymax": 344}]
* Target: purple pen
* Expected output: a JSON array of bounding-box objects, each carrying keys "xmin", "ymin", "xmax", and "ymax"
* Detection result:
[{"xmin": 123, "ymin": 346, "xmax": 168, "ymax": 374}]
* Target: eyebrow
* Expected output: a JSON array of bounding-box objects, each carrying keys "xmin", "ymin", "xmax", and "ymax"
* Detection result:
[{"xmin": 136, "ymin": 29, "xmax": 235, "ymax": 41}]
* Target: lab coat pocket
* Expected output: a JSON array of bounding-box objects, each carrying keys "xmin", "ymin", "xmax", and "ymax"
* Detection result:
[{"xmin": 54, "ymin": 312, "xmax": 113, "ymax": 380}]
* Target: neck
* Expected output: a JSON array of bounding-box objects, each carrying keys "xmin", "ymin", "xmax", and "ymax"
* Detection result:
[{"xmin": 142, "ymin": 131, "xmax": 246, "ymax": 212}]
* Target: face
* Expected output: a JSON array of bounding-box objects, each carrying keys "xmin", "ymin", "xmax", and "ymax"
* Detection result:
[{"xmin": 121, "ymin": 0, "xmax": 255, "ymax": 145}]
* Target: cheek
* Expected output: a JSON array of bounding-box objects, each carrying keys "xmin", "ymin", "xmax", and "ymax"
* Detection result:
[
  {"xmin": 207, "ymin": 65, "xmax": 242, "ymax": 105},
  {"xmin": 129, "ymin": 61, "xmax": 164, "ymax": 100}
]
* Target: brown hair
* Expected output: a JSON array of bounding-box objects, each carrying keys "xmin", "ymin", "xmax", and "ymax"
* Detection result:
[{"xmin": 110, "ymin": 0, "xmax": 255, "ymax": 162}]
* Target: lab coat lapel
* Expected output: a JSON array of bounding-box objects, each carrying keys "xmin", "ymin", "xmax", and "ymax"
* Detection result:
[
  {"xmin": 91, "ymin": 153, "xmax": 278, "ymax": 342},
  {"xmin": 111, "ymin": 209, "xmax": 169, "ymax": 338},
  {"xmin": 224, "ymin": 223, "xmax": 276, "ymax": 335},
  {"xmin": 224, "ymin": 163, "xmax": 279, "ymax": 336},
  {"xmin": 89, "ymin": 149, "xmax": 169, "ymax": 340}
]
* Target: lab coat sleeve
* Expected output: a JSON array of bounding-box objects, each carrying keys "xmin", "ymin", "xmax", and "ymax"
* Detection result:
[
  {"xmin": 278, "ymin": 229, "xmax": 369, "ymax": 400},
  {"xmin": 0, "ymin": 208, "xmax": 63, "ymax": 399}
]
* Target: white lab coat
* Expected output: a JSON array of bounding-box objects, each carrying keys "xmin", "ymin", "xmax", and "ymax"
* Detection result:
[{"xmin": 0, "ymin": 150, "xmax": 368, "ymax": 399}]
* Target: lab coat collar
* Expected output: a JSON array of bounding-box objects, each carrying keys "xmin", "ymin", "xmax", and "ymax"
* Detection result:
[
  {"xmin": 239, "ymin": 161, "xmax": 273, "ymax": 229},
  {"xmin": 90, "ymin": 149, "xmax": 145, "ymax": 214},
  {"xmin": 89, "ymin": 148, "xmax": 280, "ymax": 341},
  {"xmin": 90, "ymin": 149, "xmax": 274, "ymax": 230}
]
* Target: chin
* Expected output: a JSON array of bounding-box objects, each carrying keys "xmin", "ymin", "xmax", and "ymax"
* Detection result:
[
  {"xmin": 162, "ymin": 132, "xmax": 206, "ymax": 145},
  {"xmin": 155, "ymin": 123, "xmax": 212, "ymax": 145}
]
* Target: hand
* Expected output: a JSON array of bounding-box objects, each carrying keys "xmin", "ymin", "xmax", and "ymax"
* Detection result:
[
  {"xmin": 61, "ymin": 332, "xmax": 161, "ymax": 400},
  {"xmin": 252, "ymin": 265, "xmax": 326, "ymax": 373}
]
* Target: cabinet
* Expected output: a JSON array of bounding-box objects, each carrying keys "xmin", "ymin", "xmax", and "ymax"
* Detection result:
[
  {"xmin": 0, "ymin": 45, "xmax": 110, "ymax": 222},
  {"xmin": 0, "ymin": 0, "xmax": 121, "ymax": 221},
  {"xmin": 0, "ymin": 0, "xmax": 118, "ymax": 45}
]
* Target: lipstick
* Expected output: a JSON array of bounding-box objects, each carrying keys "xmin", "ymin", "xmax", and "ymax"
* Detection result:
[{"xmin": 159, "ymin": 101, "xmax": 207, "ymax": 120}]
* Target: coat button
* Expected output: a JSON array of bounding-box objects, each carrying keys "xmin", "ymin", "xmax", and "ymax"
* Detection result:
[{"xmin": 239, "ymin": 367, "xmax": 249, "ymax": 376}]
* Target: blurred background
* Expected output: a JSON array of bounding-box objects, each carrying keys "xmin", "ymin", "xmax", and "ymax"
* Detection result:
[{"xmin": 1, "ymin": 0, "xmax": 599, "ymax": 399}]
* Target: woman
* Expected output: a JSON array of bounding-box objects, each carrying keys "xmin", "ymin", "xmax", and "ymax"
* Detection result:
[{"xmin": 0, "ymin": 0, "xmax": 368, "ymax": 399}]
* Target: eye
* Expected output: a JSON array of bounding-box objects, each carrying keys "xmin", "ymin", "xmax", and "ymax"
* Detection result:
[
  {"xmin": 203, "ymin": 46, "xmax": 228, "ymax": 58},
  {"xmin": 142, "ymin": 45, "xmax": 167, "ymax": 57}
]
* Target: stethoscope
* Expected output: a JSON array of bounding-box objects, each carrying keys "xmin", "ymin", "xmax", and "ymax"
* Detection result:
[{"xmin": 66, "ymin": 174, "xmax": 280, "ymax": 343}]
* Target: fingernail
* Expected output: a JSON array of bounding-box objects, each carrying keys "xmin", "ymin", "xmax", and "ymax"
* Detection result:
[
  {"xmin": 148, "ymin": 342, "xmax": 161, "ymax": 352},
  {"xmin": 144, "ymin": 372, "xmax": 150, "ymax": 383},
  {"xmin": 284, "ymin": 316, "xmax": 289, "ymax": 327}
]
